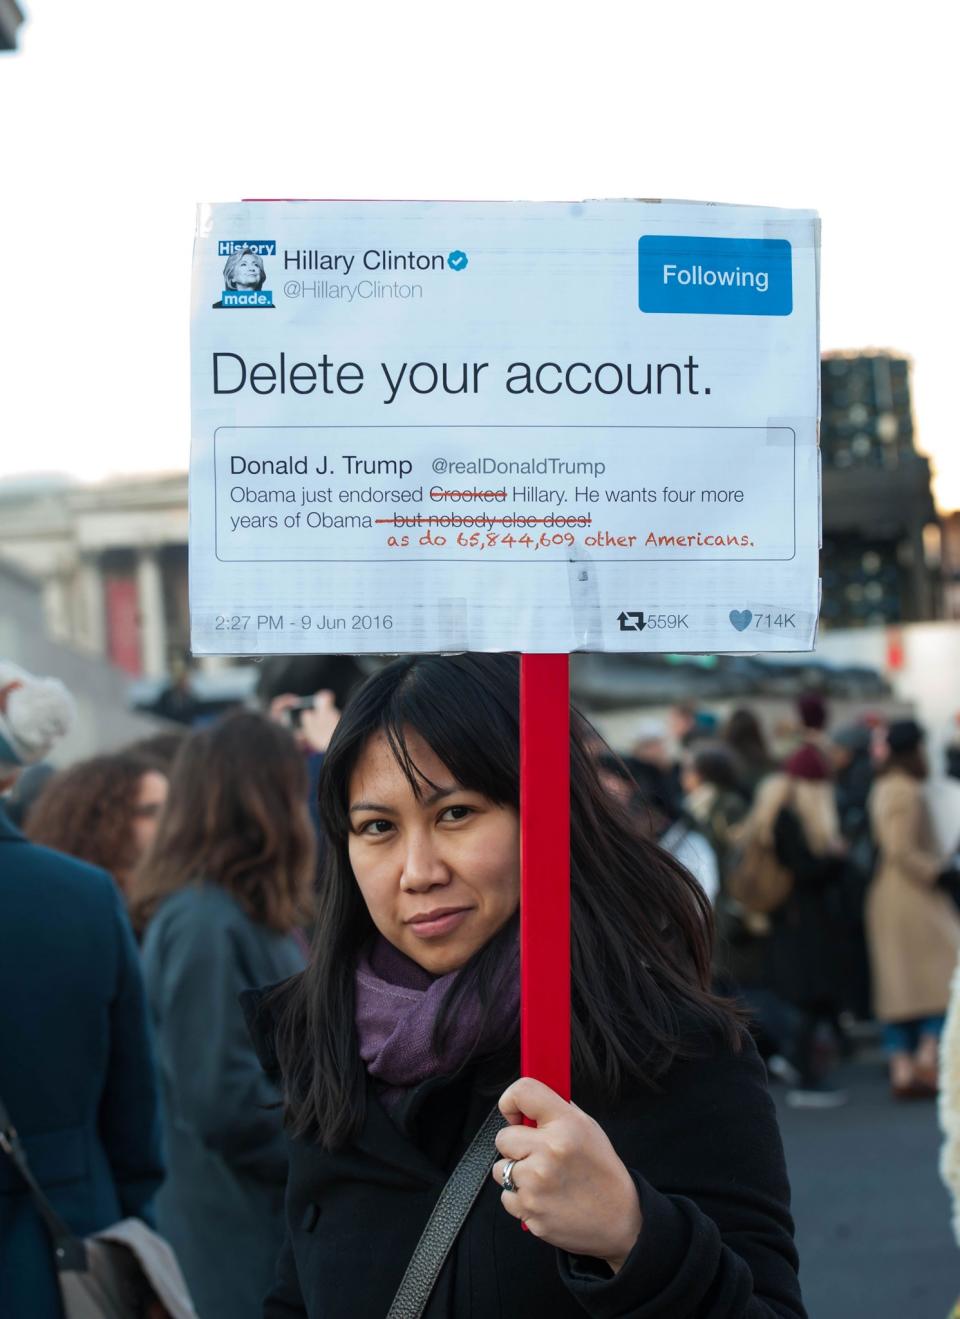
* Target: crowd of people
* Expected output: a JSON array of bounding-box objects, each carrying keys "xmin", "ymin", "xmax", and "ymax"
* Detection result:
[
  {"xmin": 3, "ymin": 653, "xmax": 960, "ymax": 1317},
  {"xmin": 624, "ymin": 695, "xmax": 960, "ymax": 1108}
]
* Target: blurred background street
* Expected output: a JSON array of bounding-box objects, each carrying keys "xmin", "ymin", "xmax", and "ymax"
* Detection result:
[{"xmin": 778, "ymin": 1047, "xmax": 958, "ymax": 1317}]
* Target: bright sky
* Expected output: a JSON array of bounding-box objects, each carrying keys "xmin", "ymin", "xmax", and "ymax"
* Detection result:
[{"xmin": 2, "ymin": 2, "xmax": 957, "ymax": 505}]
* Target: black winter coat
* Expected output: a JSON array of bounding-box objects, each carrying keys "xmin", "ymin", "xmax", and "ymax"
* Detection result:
[
  {"xmin": 0, "ymin": 807, "xmax": 163, "ymax": 1319},
  {"xmin": 767, "ymin": 807, "xmax": 847, "ymax": 1011},
  {"xmin": 248, "ymin": 995, "xmax": 805, "ymax": 1319}
]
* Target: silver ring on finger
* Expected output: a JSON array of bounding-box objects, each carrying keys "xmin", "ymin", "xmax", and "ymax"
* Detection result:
[{"xmin": 501, "ymin": 1159, "xmax": 519, "ymax": 1193}]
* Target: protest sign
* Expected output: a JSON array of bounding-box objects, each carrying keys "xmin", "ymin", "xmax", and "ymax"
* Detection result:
[
  {"xmin": 190, "ymin": 200, "xmax": 820, "ymax": 657},
  {"xmin": 190, "ymin": 199, "xmax": 820, "ymax": 1101}
]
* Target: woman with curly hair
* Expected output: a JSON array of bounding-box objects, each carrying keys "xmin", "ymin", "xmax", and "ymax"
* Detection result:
[{"xmin": 25, "ymin": 751, "xmax": 168, "ymax": 898}]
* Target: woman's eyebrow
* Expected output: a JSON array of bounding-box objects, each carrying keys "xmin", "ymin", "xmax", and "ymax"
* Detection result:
[
  {"xmin": 420, "ymin": 785, "xmax": 459, "ymax": 806},
  {"xmin": 349, "ymin": 785, "xmax": 461, "ymax": 813}
]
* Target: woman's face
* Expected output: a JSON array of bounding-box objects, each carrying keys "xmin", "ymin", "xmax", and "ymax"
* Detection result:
[
  {"xmin": 347, "ymin": 729, "xmax": 520, "ymax": 975},
  {"xmin": 234, "ymin": 253, "xmax": 262, "ymax": 288},
  {"xmin": 130, "ymin": 770, "xmax": 168, "ymax": 859}
]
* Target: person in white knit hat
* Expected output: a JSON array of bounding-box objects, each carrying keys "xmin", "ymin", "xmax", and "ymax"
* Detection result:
[{"xmin": 0, "ymin": 660, "xmax": 75, "ymax": 787}]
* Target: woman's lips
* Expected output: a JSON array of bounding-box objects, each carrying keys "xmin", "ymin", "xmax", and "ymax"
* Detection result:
[{"xmin": 406, "ymin": 908, "xmax": 471, "ymax": 939}]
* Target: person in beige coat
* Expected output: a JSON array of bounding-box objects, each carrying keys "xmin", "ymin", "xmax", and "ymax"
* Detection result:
[{"xmin": 867, "ymin": 719, "xmax": 960, "ymax": 1098}]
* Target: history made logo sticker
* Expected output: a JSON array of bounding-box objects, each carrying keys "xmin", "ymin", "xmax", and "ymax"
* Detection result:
[
  {"xmin": 213, "ymin": 240, "xmax": 276, "ymax": 309},
  {"xmin": 639, "ymin": 236, "xmax": 792, "ymax": 316}
]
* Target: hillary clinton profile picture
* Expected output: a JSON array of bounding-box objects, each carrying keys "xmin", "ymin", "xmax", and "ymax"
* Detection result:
[{"xmin": 212, "ymin": 247, "xmax": 274, "ymax": 308}]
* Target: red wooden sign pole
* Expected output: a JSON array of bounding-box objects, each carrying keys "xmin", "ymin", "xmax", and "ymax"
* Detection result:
[{"xmin": 519, "ymin": 653, "xmax": 571, "ymax": 1101}]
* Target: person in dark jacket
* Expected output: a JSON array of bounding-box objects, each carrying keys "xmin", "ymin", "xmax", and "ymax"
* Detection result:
[
  {"xmin": 723, "ymin": 707, "xmax": 775, "ymax": 801},
  {"xmin": 744, "ymin": 745, "xmax": 849, "ymax": 1105},
  {"xmin": 830, "ymin": 723, "xmax": 876, "ymax": 1021},
  {"xmin": 0, "ymin": 664, "xmax": 163, "ymax": 1319},
  {"xmin": 132, "ymin": 711, "xmax": 316, "ymax": 1319},
  {"xmin": 256, "ymin": 655, "xmax": 805, "ymax": 1318}
]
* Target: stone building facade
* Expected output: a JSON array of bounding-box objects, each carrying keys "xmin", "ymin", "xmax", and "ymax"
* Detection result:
[{"xmin": 0, "ymin": 475, "xmax": 188, "ymax": 679}]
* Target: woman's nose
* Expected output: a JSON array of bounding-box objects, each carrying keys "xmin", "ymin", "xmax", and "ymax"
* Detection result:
[{"xmin": 399, "ymin": 832, "xmax": 451, "ymax": 891}]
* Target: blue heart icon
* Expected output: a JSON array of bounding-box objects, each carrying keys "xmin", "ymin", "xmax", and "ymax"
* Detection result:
[
  {"xmin": 729, "ymin": 609, "xmax": 753, "ymax": 632},
  {"xmin": 447, "ymin": 250, "xmax": 468, "ymax": 271}
]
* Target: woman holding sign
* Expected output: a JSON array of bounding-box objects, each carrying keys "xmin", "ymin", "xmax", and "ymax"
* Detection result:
[{"xmin": 248, "ymin": 654, "xmax": 805, "ymax": 1318}]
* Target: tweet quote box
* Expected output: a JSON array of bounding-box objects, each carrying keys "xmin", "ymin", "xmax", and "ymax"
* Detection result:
[{"xmin": 190, "ymin": 199, "xmax": 820, "ymax": 655}]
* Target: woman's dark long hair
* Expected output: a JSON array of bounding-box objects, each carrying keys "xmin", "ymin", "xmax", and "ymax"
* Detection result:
[
  {"xmin": 130, "ymin": 711, "xmax": 316, "ymax": 934},
  {"xmin": 723, "ymin": 707, "xmax": 772, "ymax": 772},
  {"xmin": 274, "ymin": 654, "xmax": 739, "ymax": 1148}
]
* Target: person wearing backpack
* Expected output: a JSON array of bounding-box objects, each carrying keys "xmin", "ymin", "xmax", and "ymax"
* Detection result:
[{"xmin": 735, "ymin": 744, "xmax": 849, "ymax": 1107}]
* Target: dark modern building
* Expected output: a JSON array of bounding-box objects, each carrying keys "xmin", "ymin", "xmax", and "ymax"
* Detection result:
[{"xmin": 820, "ymin": 351, "xmax": 940, "ymax": 628}]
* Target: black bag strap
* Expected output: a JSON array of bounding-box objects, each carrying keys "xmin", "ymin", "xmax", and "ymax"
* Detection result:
[
  {"xmin": 386, "ymin": 1104, "xmax": 506, "ymax": 1319},
  {"xmin": 0, "ymin": 1094, "xmax": 88, "ymax": 1271}
]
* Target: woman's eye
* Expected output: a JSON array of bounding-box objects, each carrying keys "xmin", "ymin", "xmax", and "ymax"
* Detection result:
[
  {"xmin": 440, "ymin": 805, "xmax": 473, "ymax": 823},
  {"xmin": 360, "ymin": 819, "xmax": 393, "ymax": 836}
]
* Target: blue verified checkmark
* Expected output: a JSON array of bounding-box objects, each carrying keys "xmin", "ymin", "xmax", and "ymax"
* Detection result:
[{"xmin": 447, "ymin": 250, "xmax": 468, "ymax": 271}]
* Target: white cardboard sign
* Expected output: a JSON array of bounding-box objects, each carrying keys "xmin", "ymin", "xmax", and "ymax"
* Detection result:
[{"xmin": 190, "ymin": 200, "xmax": 820, "ymax": 655}]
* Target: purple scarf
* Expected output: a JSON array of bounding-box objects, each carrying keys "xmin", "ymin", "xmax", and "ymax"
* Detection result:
[{"xmin": 355, "ymin": 935, "xmax": 519, "ymax": 1106}]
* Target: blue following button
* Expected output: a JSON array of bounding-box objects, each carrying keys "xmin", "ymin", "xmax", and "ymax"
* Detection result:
[{"xmin": 639, "ymin": 235, "xmax": 793, "ymax": 316}]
